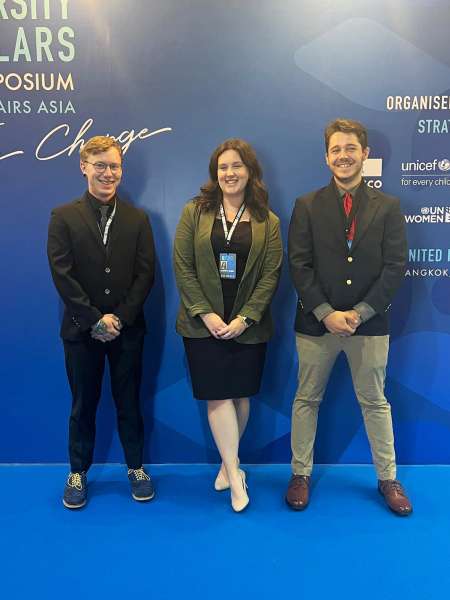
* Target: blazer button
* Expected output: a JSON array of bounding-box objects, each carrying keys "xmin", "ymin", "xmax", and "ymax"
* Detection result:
[
  {"xmin": 347, "ymin": 256, "xmax": 353, "ymax": 263},
  {"xmin": 346, "ymin": 279, "xmax": 352, "ymax": 285},
  {"xmin": 105, "ymin": 267, "xmax": 111, "ymax": 273},
  {"xmin": 105, "ymin": 288, "xmax": 110, "ymax": 295}
]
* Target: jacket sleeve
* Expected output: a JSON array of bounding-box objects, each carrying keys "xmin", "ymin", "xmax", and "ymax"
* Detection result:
[
  {"xmin": 173, "ymin": 203, "xmax": 214, "ymax": 317},
  {"xmin": 360, "ymin": 197, "xmax": 407, "ymax": 314},
  {"xmin": 238, "ymin": 216, "xmax": 283, "ymax": 322},
  {"xmin": 288, "ymin": 197, "xmax": 329, "ymax": 313},
  {"xmin": 114, "ymin": 212, "xmax": 155, "ymax": 325},
  {"xmin": 47, "ymin": 209, "xmax": 102, "ymax": 331}
]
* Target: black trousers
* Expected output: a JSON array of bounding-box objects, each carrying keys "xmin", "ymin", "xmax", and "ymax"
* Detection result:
[{"xmin": 63, "ymin": 327, "xmax": 145, "ymax": 473}]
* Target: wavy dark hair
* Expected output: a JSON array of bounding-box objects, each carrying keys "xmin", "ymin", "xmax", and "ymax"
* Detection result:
[
  {"xmin": 324, "ymin": 118, "xmax": 368, "ymax": 151},
  {"xmin": 194, "ymin": 138, "xmax": 269, "ymax": 221}
]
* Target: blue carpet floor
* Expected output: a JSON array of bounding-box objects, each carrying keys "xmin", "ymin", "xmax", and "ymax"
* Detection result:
[{"xmin": 0, "ymin": 464, "xmax": 447, "ymax": 600}]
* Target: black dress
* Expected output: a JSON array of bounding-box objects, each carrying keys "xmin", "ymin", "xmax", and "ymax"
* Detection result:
[{"xmin": 183, "ymin": 218, "xmax": 267, "ymax": 400}]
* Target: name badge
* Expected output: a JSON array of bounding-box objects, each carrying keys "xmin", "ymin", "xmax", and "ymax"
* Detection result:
[{"xmin": 219, "ymin": 252, "xmax": 236, "ymax": 279}]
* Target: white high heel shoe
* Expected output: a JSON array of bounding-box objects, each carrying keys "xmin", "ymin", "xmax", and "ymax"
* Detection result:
[
  {"xmin": 214, "ymin": 460, "xmax": 244, "ymax": 491},
  {"xmin": 231, "ymin": 470, "xmax": 249, "ymax": 513}
]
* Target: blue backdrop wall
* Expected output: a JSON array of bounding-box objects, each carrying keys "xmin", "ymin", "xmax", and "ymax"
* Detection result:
[{"xmin": 1, "ymin": 0, "xmax": 450, "ymax": 464}]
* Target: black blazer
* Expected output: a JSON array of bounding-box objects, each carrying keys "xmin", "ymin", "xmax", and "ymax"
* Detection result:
[
  {"xmin": 288, "ymin": 180, "xmax": 407, "ymax": 336},
  {"xmin": 47, "ymin": 192, "xmax": 155, "ymax": 340}
]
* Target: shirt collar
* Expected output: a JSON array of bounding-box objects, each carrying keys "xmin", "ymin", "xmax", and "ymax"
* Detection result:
[
  {"xmin": 336, "ymin": 180, "xmax": 362, "ymax": 199},
  {"xmin": 87, "ymin": 191, "xmax": 115, "ymax": 214}
]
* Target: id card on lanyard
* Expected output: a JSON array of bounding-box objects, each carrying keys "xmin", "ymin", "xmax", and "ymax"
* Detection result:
[
  {"xmin": 219, "ymin": 253, "xmax": 237, "ymax": 279},
  {"xmin": 218, "ymin": 202, "xmax": 245, "ymax": 280}
]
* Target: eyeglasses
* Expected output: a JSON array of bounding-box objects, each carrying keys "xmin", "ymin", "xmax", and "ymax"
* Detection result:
[{"xmin": 83, "ymin": 160, "xmax": 122, "ymax": 174}]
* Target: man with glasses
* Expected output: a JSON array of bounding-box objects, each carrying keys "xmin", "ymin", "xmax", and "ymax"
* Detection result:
[{"xmin": 47, "ymin": 136, "xmax": 155, "ymax": 508}]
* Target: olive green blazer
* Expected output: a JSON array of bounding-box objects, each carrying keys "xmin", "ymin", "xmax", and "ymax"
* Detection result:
[{"xmin": 173, "ymin": 200, "xmax": 283, "ymax": 344}]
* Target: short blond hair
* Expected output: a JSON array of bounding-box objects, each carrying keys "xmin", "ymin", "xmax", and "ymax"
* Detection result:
[{"xmin": 80, "ymin": 136, "xmax": 123, "ymax": 161}]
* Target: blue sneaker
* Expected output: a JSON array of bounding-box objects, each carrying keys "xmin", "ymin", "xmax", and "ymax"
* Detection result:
[
  {"xmin": 63, "ymin": 472, "xmax": 87, "ymax": 509},
  {"xmin": 128, "ymin": 467, "xmax": 155, "ymax": 502}
]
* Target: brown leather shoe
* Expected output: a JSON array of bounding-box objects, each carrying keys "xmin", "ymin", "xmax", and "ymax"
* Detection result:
[
  {"xmin": 378, "ymin": 479, "xmax": 413, "ymax": 516},
  {"xmin": 285, "ymin": 475, "xmax": 311, "ymax": 511}
]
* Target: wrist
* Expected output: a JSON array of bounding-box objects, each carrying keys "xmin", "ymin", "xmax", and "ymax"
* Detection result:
[
  {"xmin": 313, "ymin": 303, "xmax": 334, "ymax": 322},
  {"xmin": 237, "ymin": 314, "xmax": 255, "ymax": 328}
]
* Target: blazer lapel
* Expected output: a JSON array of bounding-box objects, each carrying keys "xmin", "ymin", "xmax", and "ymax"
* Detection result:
[
  {"xmin": 316, "ymin": 181, "xmax": 349, "ymax": 253},
  {"xmin": 240, "ymin": 217, "xmax": 265, "ymax": 282},
  {"xmin": 351, "ymin": 183, "xmax": 381, "ymax": 252},
  {"xmin": 76, "ymin": 192, "xmax": 105, "ymax": 253},
  {"xmin": 199, "ymin": 208, "xmax": 222, "ymax": 284},
  {"xmin": 106, "ymin": 196, "xmax": 122, "ymax": 256}
]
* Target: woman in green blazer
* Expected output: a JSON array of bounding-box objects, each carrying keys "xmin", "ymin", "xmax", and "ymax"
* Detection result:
[{"xmin": 174, "ymin": 139, "xmax": 282, "ymax": 512}]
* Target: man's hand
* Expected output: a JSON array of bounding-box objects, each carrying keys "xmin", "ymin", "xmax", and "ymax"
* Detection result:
[
  {"xmin": 103, "ymin": 314, "xmax": 122, "ymax": 332},
  {"xmin": 216, "ymin": 317, "xmax": 247, "ymax": 340},
  {"xmin": 323, "ymin": 311, "xmax": 356, "ymax": 336},
  {"xmin": 343, "ymin": 309, "xmax": 361, "ymax": 330},
  {"xmin": 91, "ymin": 314, "xmax": 122, "ymax": 343},
  {"xmin": 200, "ymin": 313, "xmax": 228, "ymax": 339}
]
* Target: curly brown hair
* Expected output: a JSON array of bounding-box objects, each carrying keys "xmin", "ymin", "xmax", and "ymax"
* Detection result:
[{"xmin": 194, "ymin": 138, "xmax": 269, "ymax": 221}]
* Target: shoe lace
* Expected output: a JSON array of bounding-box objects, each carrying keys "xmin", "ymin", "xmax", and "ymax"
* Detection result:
[
  {"xmin": 129, "ymin": 468, "xmax": 150, "ymax": 481},
  {"xmin": 68, "ymin": 472, "xmax": 83, "ymax": 491},
  {"xmin": 292, "ymin": 475, "xmax": 309, "ymax": 489},
  {"xmin": 383, "ymin": 480, "xmax": 405, "ymax": 496},
  {"xmin": 389, "ymin": 480, "xmax": 405, "ymax": 495}
]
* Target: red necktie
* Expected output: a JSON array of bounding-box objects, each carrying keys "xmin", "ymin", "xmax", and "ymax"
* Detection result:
[{"xmin": 343, "ymin": 192, "xmax": 355, "ymax": 241}]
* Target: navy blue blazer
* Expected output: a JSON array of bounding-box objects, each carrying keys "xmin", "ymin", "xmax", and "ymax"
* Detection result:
[{"xmin": 288, "ymin": 180, "xmax": 407, "ymax": 336}]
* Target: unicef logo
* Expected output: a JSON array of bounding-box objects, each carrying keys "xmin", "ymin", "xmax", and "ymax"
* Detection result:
[{"xmin": 438, "ymin": 159, "xmax": 450, "ymax": 172}]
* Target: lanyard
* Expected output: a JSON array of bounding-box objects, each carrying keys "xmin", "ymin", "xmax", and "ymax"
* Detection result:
[
  {"xmin": 219, "ymin": 202, "xmax": 246, "ymax": 247},
  {"xmin": 98, "ymin": 201, "xmax": 117, "ymax": 245}
]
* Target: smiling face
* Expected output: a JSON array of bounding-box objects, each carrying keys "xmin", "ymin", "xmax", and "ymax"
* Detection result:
[
  {"xmin": 325, "ymin": 132, "xmax": 369, "ymax": 189},
  {"xmin": 80, "ymin": 146, "xmax": 122, "ymax": 203},
  {"xmin": 217, "ymin": 149, "xmax": 249, "ymax": 201}
]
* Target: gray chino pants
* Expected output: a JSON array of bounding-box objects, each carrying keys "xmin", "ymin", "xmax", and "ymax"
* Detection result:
[{"xmin": 291, "ymin": 333, "xmax": 396, "ymax": 481}]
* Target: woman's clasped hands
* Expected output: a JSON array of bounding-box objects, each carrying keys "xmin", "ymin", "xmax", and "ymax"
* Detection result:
[{"xmin": 201, "ymin": 312, "xmax": 247, "ymax": 340}]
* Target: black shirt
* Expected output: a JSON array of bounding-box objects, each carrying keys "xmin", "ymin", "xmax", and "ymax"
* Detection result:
[{"xmin": 211, "ymin": 218, "xmax": 252, "ymax": 322}]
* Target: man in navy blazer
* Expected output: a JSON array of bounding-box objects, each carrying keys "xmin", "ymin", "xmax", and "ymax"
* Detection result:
[
  {"xmin": 286, "ymin": 119, "xmax": 412, "ymax": 516},
  {"xmin": 48, "ymin": 136, "xmax": 155, "ymax": 509}
]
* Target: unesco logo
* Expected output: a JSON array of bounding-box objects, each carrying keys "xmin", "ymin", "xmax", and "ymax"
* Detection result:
[
  {"xmin": 363, "ymin": 158, "xmax": 383, "ymax": 189},
  {"xmin": 438, "ymin": 159, "xmax": 450, "ymax": 172}
]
